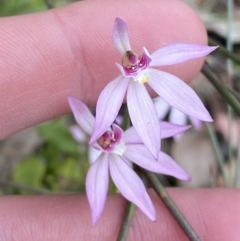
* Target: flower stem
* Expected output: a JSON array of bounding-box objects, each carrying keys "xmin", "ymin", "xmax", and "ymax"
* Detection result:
[
  {"xmin": 205, "ymin": 123, "xmax": 229, "ymax": 187},
  {"xmin": 122, "ymin": 105, "xmax": 130, "ymax": 131},
  {"xmin": 43, "ymin": 0, "xmax": 54, "ymax": 9},
  {"xmin": 201, "ymin": 62, "xmax": 240, "ymax": 116},
  {"xmin": 140, "ymin": 169, "xmax": 201, "ymax": 241},
  {"xmin": 116, "ymin": 201, "xmax": 136, "ymax": 241}
]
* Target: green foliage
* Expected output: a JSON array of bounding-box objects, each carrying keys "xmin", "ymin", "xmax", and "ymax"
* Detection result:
[
  {"xmin": 36, "ymin": 117, "xmax": 89, "ymax": 192},
  {"xmin": 38, "ymin": 118, "xmax": 80, "ymax": 155},
  {"xmin": 0, "ymin": 0, "xmax": 76, "ymax": 17},
  {"xmin": 9, "ymin": 116, "xmax": 90, "ymax": 194},
  {"xmin": 12, "ymin": 156, "xmax": 46, "ymax": 192},
  {"xmin": 0, "ymin": 0, "xmax": 47, "ymax": 16}
]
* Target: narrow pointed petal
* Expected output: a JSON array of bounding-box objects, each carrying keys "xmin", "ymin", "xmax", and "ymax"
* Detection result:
[
  {"xmin": 169, "ymin": 108, "xmax": 187, "ymax": 126},
  {"xmin": 153, "ymin": 97, "xmax": 170, "ymax": 120},
  {"xmin": 158, "ymin": 151, "xmax": 191, "ymax": 180},
  {"xmin": 127, "ymin": 81, "xmax": 160, "ymax": 159},
  {"xmin": 68, "ymin": 96, "xmax": 94, "ymax": 136},
  {"xmin": 113, "ymin": 18, "xmax": 131, "ymax": 55},
  {"xmin": 189, "ymin": 116, "xmax": 202, "ymax": 130},
  {"xmin": 148, "ymin": 69, "xmax": 213, "ymax": 122},
  {"xmin": 69, "ymin": 125, "xmax": 87, "ymax": 143},
  {"xmin": 124, "ymin": 144, "xmax": 190, "ymax": 180},
  {"xmin": 90, "ymin": 76, "xmax": 129, "ymax": 143},
  {"xmin": 109, "ymin": 154, "xmax": 156, "ymax": 221},
  {"xmin": 150, "ymin": 43, "xmax": 218, "ymax": 67},
  {"xmin": 160, "ymin": 122, "xmax": 190, "ymax": 139},
  {"xmin": 86, "ymin": 153, "xmax": 109, "ymax": 225},
  {"xmin": 123, "ymin": 122, "xmax": 190, "ymax": 144}
]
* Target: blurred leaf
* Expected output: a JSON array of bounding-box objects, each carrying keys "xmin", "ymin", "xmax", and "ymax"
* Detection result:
[
  {"xmin": 56, "ymin": 158, "xmax": 81, "ymax": 180},
  {"xmin": 0, "ymin": 0, "xmax": 77, "ymax": 16},
  {"xmin": 38, "ymin": 118, "xmax": 79, "ymax": 155},
  {"xmin": 12, "ymin": 156, "xmax": 46, "ymax": 190},
  {"xmin": 0, "ymin": 0, "xmax": 46, "ymax": 16}
]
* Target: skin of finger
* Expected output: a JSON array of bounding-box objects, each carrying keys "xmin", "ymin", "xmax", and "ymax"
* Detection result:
[
  {"xmin": 0, "ymin": 0, "xmax": 207, "ymax": 139},
  {"xmin": 0, "ymin": 189, "xmax": 239, "ymax": 241}
]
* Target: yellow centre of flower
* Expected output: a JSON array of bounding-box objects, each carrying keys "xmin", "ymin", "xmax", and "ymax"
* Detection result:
[{"xmin": 134, "ymin": 69, "xmax": 151, "ymax": 84}]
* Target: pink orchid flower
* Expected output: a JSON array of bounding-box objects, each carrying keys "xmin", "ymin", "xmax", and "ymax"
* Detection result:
[
  {"xmin": 90, "ymin": 17, "xmax": 217, "ymax": 159},
  {"xmin": 68, "ymin": 96, "xmax": 190, "ymax": 225}
]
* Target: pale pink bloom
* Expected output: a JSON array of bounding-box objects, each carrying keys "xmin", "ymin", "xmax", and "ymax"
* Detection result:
[
  {"xmin": 90, "ymin": 18, "xmax": 217, "ymax": 159},
  {"xmin": 68, "ymin": 96, "xmax": 190, "ymax": 225},
  {"xmin": 154, "ymin": 97, "xmax": 202, "ymax": 140}
]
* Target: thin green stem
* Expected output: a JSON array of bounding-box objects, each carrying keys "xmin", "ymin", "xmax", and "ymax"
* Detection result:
[
  {"xmin": 201, "ymin": 62, "xmax": 240, "ymax": 117},
  {"xmin": 122, "ymin": 106, "xmax": 130, "ymax": 131},
  {"xmin": 206, "ymin": 123, "xmax": 229, "ymax": 186},
  {"xmin": 208, "ymin": 38, "xmax": 240, "ymax": 65},
  {"xmin": 43, "ymin": 0, "xmax": 54, "ymax": 9},
  {"xmin": 140, "ymin": 169, "xmax": 201, "ymax": 241},
  {"xmin": 116, "ymin": 201, "xmax": 136, "ymax": 241}
]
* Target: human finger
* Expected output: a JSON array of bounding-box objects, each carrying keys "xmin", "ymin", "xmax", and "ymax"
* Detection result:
[
  {"xmin": 0, "ymin": 189, "xmax": 238, "ymax": 241},
  {"xmin": 0, "ymin": 0, "xmax": 207, "ymax": 138}
]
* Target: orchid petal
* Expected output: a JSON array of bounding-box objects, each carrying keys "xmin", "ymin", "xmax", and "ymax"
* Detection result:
[
  {"xmin": 86, "ymin": 153, "xmax": 109, "ymax": 225},
  {"xmin": 68, "ymin": 97, "xmax": 94, "ymax": 136},
  {"xmin": 160, "ymin": 122, "xmax": 191, "ymax": 139},
  {"xmin": 150, "ymin": 43, "xmax": 218, "ymax": 67},
  {"xmin": 169, "ymin": 108, "xmax": 187, "ymax": 126},
  {"xmin": 123, "ymin": 126, "xmax": 142, "ymax": 144},
  {"xmin": 127, "ymin": 81, "xmax": 160, "ymax": 159},
  {"xmin": 88, "ymin": 146, "xmax": 102, "ymax": 164},
  {"xmin": 124, "ymin": 144, "xmax": 191, "ymax": 181},
  {"xmin": 123, "ymin": 122, "xmax": 190, "ymax": 144},
  {"xmin": 113, "ymin": 18, "xmax": 131, "ymax": 55},
  {"xmin": 158, "ymin": 151, "xmax": 191, "ymax": 181},
  {"xmin": 189, "ymin": 116, "xmax": 202, "ymax": 130},
  {"xmin": 124, "ymin": 144, "xmax": 190, "ymax": 180},
  {"xmin": 148, "ymin": 69, "xmax": 213, "ymax": 122},
  {"xmin": 109, "ymin": 154, "xmax": 156, "ymax": 221},
  {"xmin": 153, "ymin": 97, "xmax": 170, "ymax": 120},
  {"xmin": 69, "ymin": 125, "xmax": 87, "ymax": 143},
  {"xmin": 124, "ymin": 143, "xmax": 159, "ymax": 168},
  {"xmin": 90, "ymin": 76, "xmax": 129, "ymax": 143}
]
